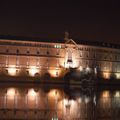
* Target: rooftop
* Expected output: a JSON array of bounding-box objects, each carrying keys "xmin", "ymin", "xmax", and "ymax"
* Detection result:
[{"xmin": 0, "ymin": 35, "xmax": 120, "ymax": 49}]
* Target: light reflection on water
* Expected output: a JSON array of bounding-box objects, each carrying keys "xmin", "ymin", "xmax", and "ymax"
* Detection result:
[
  {"xmin": 0, "ymin": 87, "xmax": 120, "ymax": 120},
  {"xmin": 96, "ymin": 89, "xmax": 120, "ymax": 120}
]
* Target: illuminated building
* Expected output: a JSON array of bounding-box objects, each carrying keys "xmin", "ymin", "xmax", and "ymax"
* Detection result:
[{"xmin": 0, "ymin": 34, "xmax": 120, "ymax": 119}]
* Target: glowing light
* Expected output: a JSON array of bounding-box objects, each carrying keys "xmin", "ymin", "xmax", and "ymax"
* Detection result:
[
  {"xmin": 70, "ymin": 99, "xmax": 76, "ymax": 106},
  {"xmin": 29, "ymin": 66, "xmax": 39, "ymax": 76},
  {"xmin": 93, "ymin": 95, "xmax": 96, "ymax": 105},
  {"xmin": 115, "ymin": 73, "xmax": 120, "ymax": 79},
  {"xmin": 86, "ymin": 67, "xmax": 91, "ymax": 72},
  {"xmin": 114, "ymin": 91, "xmax": 120, "ymax": 97},
  {"xmin": 77, "ymin": 97, "xmax": 82, "ymax": 103},
  {"xmin": 28, "ymin": 89, "xmax": 37, "ymax": 97},
  {"xmin": 48, "ymin": 89, "xmax": 60, "ymax": 99},
  {"xmin": 7, "ymin": 88, "xmax": 16, "ymax": 99},
  {"xmin": 64, "ymin": 63, "xmax": 70, "ymax": 68},
  {"xmin": 54, "ymin": 44, "xmax": 61, "ymax": 48},
  {"xmin": 63, "ymin": 98, "xmax": 69, "ymax": 106},
  {"xmin": 94, "ymin": 67, "xmax": 97, "ymax": 74},
  {"xmin": 102, "ymin": 91, "xmax": 110, "ymax": 98},
  {"xmin": 7, "ymin": 65, "xmax": 17, "ymax": 76},
  {"xmin": 52, "ymin": 117, "xmax": 58, "ymax": 120},
  {"xmin": 84, "ymin": 96, "xmax": 90, "ymax": 103},
  {"xmin": 48, "ymin": 69, "xmax": 61, "ymax": 77},
  {"xmin": 101, "ymin": 91, "xmax": 111, "ymax": 105},
  {"xmin": 78, "ymin": 66, "xmax": 83, "ymax": 71},
  {"xmin": 103, "ymin": 72, "xmax": 110, "ymax": 79}
]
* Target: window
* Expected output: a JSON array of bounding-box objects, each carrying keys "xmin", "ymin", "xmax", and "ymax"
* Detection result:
[
  {"xmin": 6, "ymin": 69, "xmax": 8, "ymax": 74},
  {"xmin": 37, "ymin": 51, "xmax": 40, "ymax": 55},
  {"xmin": 93, "ymin": 53, "xmax": 96, "ymax": 58},
  {"xmin": 16, "ymin": 70, "xmax": 18, "ymax": 74},
  {"xmin": 86, "ymin": 52, "xmax": 89, "ymax": 58},
  {"xmin": 6, "ymin": 49, "xmax": 9, "ymax": 53},
  {"xmin": 80, "ymin": 52, "xmax": 82, "ymax": 57},
  {"xmin": 47, "ymin": 50, "xmax": 49, "ymax": 55},
  {"xmin": 16, "ymin": 49, "xmax": 19, "ymax": 54},
  {"xmin": 54, "ymin": 44, "xmax": 61, "ymax": 49},
  {"xmin": 56, "ymin": 49, "xmax": 60, "ymax": 55},
  {"xmin": 56, "ymin": 71, "xmax": 58, "ymax": 77},
  {"xmin": 16, "ymin": 56, "xmax": 19, "ymax": 66},
  {"xmin": 27, "ymin": 50, "xmax": 30, "ymax": 54},
  {"xmin": 26, "ymin": 70, "xmax": 29, "ymax": 75},
  {"xmin": 115, "ymin": 55, "xmax": 117, "ymax": 61}
]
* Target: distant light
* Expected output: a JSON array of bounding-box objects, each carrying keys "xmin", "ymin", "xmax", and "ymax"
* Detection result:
[
  {"xmin": 78, "ymin": 66, "xmax": 83, "ymax": 71},
  {"xmin": 115, "ymin": 73, "xmax": 120, "ymax": 79},
  {"xmin": 102, "ymin": 91, "xmax": 110, "ymax": 98},
  {"xmin": 7, "ymin": 88, "xmax": 16, "ymax": 99},
  {"xmin": 54, "ymin": 45, "xmax": 57, "ymax": 48},
  {"xmin": 52, "ymin": 117, "xmax": 58, "ymax": 120},
  {"xmin": 114, "ymin": 91, "xmax": 120, "ymax": 98},
  {"xmin": 94, "ymin": 67, "xmax": 97, "ymax": 74},
  {"xmin": 86, "ymin": 67, "xmax": 91, "ymax": 72},
  {"xmin": 28, "ymin": 89, "xmax": 37, "ymax": 100},
  {"xmin": 103, "ymin": 72, "xmax": 110, "ymax": 79},
  {"xmin": 93, "ymin": 95, "xmax": 96, "ymax": 105},
  {"xmin": 70, "ymin": 99, "xmax": 76, "ymax": 106},
  {"xmin": 84, "ymin": 96, "xmax": 90, "ymax": 103},
  {"xmin": 48, "ymin": 89, "xmax": 60, "ymax": 99},
  {"xmin": 77, "ymin": 97, "xmax": 82, "ymax": 103},
  {"xmin": 29, "ymin": 66, "xmax": 39, "ymax": 76},
  {"xmin": 7, "ymin": 65, "xmax": 17, "ymax": 76},
  {"xmin": 63, "ymin": 98, "xmax": 69, "ymax": 106},
  {"xmin": 54, "ymin": 44, "xmax": 61, "ymax": 49},
  {"xmin": 48, "ymin": 69, "xmax": 60, "ymax": 77}
]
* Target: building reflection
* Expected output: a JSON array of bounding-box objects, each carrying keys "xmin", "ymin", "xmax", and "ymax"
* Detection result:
[
  {"xmin": 0, "ymin": 86, "xmax": 120, "ymax": 119},
  {"xmin": 97, "ymin": 88, "xmax": 120, "ymax": 120}
]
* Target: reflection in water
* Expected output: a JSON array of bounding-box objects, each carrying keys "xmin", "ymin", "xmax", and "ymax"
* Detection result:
[
  {"xmin": 0, "ymin": 87, "xmax": 120, "ymax": 119},
  {"xmin": 97, "ymin": 89, "xmax": 120, "ymax": 120}
]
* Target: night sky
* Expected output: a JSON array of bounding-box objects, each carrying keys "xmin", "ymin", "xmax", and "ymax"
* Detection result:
[{"xmin": 0, "ymin": 0, "xmax": 120, "ymax": 44}]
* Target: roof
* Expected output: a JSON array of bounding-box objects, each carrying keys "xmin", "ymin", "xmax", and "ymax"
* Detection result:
[{"xmin": 0, "ymin": 35, "xmax": 120, "ymax": 49}]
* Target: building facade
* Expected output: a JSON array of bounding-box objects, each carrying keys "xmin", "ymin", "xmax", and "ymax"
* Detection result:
[
  {"xmin": 0, "ymin": 38, "xmax": 120, "ymax": 80},
  {"xmin": 0, "ymin": 37, "xmax": 120, "ymax": 119}
]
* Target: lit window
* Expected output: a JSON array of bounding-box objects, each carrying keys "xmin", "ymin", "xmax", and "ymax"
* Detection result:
[
  {"xmin": 54, "ymin": 44, "xmax": 61, "ymax": 49},
  {"xmin": 54, "ymin": 45, "xmax": 57, "ymax": 48}
]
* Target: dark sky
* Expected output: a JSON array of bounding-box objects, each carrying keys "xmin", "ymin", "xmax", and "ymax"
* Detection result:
[{"xmin": 0, "ymin": 0, "xmax": 120, "ymax": 44}]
